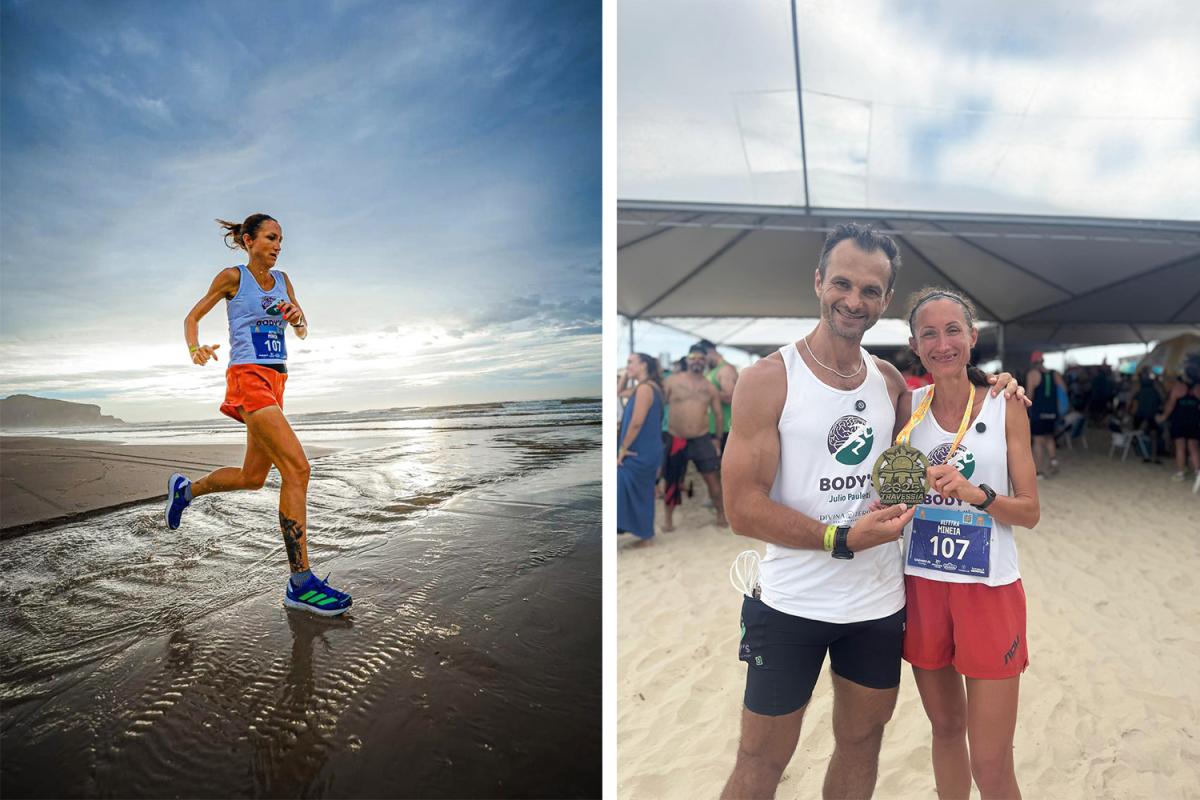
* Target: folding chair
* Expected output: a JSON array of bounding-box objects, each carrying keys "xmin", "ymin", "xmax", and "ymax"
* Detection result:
[{"xmin": 1063, "ymin": 412, "xmax": 1088, "ymax": 451}]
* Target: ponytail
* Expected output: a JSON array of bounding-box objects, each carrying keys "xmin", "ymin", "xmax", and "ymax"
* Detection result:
[
  {"xmin": 216, "ymin": 213, "xmax": 277, "ymax": 251},
  {"xmin": 966, "ymin": 365, "xmax": 990, "ymax": 388}
]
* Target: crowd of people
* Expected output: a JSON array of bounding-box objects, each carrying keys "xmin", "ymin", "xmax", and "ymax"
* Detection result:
[
  {"xmin": 617, "ymin": 340, "xmax": 737, "ymax": 546},
  {"xmin": 619, "ymin": 346, "xmax": 1200, "ymax": 549}
]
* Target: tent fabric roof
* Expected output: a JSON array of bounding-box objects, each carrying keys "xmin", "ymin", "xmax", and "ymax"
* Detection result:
[{"xmin": 619, "ymin": 202, "xmax": 1200, "ymax": 351}]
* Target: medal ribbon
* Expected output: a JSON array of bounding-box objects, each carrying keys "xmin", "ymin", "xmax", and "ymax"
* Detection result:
[{"xmin": 895, "ymin": 382, "xmax": 976, "ymax": 452}]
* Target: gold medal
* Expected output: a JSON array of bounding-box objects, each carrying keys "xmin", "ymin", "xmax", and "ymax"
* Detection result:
[
  {"xmin": 872, "ymin": 382, "xmax": 975, "ymax": 505},
  {"xmin": 873, "ymin": 444, "xmax": 930, "ymax": 506}
]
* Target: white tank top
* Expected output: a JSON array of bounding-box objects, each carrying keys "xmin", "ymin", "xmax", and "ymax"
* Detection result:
[
  {"xmin": 759, "ymin": 343, "xmax": 906, "ymax": 623},
  {"xmin": 902, "ymin": 385, "xmax": 1020, "ymax": 586}
]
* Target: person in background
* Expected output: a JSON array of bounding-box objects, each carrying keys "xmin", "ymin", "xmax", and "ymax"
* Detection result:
[
  {"xmin": 1128, "ymin": 369, "xmax": 1164, "ymax": 464},
  {"xmin": 1026, "ymin": 352, "xmax": 1067, "ymax": 476},
  {"xmin": 663, "ymin": 345, "xmax": 727, "ymax": 528},
  {"xmin": 699, "ymin": 339, "xmax": 738, "ymax": 452},
  {"xmin": 618, "ymin": 353, "xmax": 666, "ymax": 546},
  {"xmin": 895, "ymin": 350, "xmax": 928, "ymax": 390},
  {"xmin": 1157, "ymin": 369, "xmax": 1200, "ymax": 481}
]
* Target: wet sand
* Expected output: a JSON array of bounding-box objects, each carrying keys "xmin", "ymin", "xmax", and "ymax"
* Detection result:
[
  {"xmin": 0, "ymin": 436, "xmax": 337, "ymax": 534},
  {"xmin": 617, "ymin": 435, "xmax": 1200, "ymax": 799},
  {"xmin": 2, "ymin": 422, "xmax": 600, "ymax": 798}
]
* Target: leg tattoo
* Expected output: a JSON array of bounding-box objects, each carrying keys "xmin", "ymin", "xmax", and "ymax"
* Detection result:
[{"xmin": 279, "ymin": 512, "xmax": 310, "ymax": 573}]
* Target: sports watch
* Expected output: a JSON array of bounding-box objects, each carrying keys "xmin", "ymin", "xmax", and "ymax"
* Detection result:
[
  {"xmin": 831, "ymin": 525, "xmax": 854, "ymax": 560},
  {"xmin": 972, "ymin": 483, "xmax": 997, "ymax": 511}
]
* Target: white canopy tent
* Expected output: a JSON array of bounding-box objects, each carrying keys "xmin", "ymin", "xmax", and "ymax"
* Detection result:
[{"xmin": 618, "ymin": 203, "xmax": 1200, "ymax": 364}]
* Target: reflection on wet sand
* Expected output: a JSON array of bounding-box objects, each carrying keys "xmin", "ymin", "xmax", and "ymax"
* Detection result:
[{"xmin": 1, "ymin": 406, "xmax": 600, "ymax": 798}]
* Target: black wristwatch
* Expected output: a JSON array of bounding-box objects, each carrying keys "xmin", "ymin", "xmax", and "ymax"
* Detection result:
[
  {"xmin": 831, "ymin": 525, "xmax": 854, "ymax": 560},
  {"xmin": 972, "ymin": 483, "xmax": 997, "ymax": 511}
]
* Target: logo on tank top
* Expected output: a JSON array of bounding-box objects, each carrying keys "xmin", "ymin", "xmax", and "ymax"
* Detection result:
[
  {"xmin": 826, "ymin": 415, "xmax": 874, "ymax": 465},
  {"xmin": 928, "ymin": 443, "xmax": 976, "ymax": 480},
  {"xmin": 261, "ymin": 297, "xmax": 285, "ymax": 316}
]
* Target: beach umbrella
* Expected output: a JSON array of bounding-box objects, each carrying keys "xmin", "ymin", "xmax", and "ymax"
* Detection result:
[{"xmin": 1137, "ymin": 333, "xmax": 1200, "ymax": 377}]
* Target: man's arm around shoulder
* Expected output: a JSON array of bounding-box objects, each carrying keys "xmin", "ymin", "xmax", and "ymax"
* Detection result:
[{"xmin": 873, "ymin": 356, "xmax": 912, "ymax": 441}]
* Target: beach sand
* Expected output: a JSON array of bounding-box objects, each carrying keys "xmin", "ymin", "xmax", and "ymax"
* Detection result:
[
  {"xmin": 0, "ymin": 436, "xmax": 336, "ymax": 533},
  {"xmin": 2, "ymin": 423, "xmax": 600, "ymax": 798},
  {"xmin": 617, "ymin": 433, "xmax": 1200, "ymax": 799}
]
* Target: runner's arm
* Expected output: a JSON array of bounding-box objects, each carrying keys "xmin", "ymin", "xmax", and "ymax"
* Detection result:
[
  {"xmin": 994, "ymin": 394, "xmax": 1040, "ymax": 528},
  {"xmin": 184, "ymin": 268, "xmax": 238, "ymax": 363},
  {"xmin": 281, "ymin": 272, "xmax": 307, "ymax": 340}
]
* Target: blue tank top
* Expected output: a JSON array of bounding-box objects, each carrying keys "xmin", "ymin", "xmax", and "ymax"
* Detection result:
[{"xmin": 227, "ymin": 264, "xmax": 290, "ymax": 365}]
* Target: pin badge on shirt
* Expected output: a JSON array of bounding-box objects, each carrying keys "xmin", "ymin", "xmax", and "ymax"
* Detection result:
[
  {"xmin": 976, "ymin": 422, "xmax": 986, "ymax": 433},
  {"xmin": 855, "ymin": 400, "xmax": 866, "ymax": 412}
]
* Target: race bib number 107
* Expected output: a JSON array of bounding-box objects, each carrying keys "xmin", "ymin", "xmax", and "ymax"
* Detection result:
[
  {"xmin": 251, "ymin": 324, "xmax": 286, "ymax": 360},
  {"xmin": 907, "ymin": 506, "xmax": 992, "ymax": 577}
]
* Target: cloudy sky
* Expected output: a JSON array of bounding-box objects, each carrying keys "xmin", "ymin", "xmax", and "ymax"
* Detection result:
[
  {"xmin": 620, "ymin": 0, "xmax": 1200, "ymax": 219},
  {"xmin": 1, "ymin": 0, "xmax": 600, "ymax": 423},
  {"xmin": 618, "ymin": 0, "xmax": 1199, "ymax": 363}
]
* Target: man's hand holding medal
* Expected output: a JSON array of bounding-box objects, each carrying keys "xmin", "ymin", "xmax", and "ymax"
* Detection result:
[{"xmin": 847, "ymin": 502, "xmax": 917, "ymax": 551}]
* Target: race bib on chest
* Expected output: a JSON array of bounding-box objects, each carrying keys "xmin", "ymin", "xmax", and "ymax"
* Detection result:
[
  {"xmin": 907, "ymin": 506, "xmax": 992, "ymax": 577},
  {"xmin": 251, "ymin": 323, "xmax": 286, "ymax": 360}
]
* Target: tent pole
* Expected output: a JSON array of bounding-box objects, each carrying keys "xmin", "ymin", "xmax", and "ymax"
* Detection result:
[
  {"xmin": 790, "ymin": 0, "xmax": 811, "ymax": 212},
  {"xmin": 629, "ymin": 317, "xmax": 636, "ymax": 354},
  {"xmin": 997, "ymin": 323, "xmax": 1006, "ymax": 373}
]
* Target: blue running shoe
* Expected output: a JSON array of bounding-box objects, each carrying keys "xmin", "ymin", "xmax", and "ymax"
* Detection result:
[
  {"xmin": 284, "ymin": 572, "xmax": 352, "ymax": 616},
  {"xmin": 165, "ymin": 473, "xmax": 191, "ymax": 530}
]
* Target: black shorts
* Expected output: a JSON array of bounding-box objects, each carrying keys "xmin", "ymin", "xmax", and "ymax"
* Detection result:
[
  {"xmin": 1170, "ymin": 419, "xmax": 1200, "ymax": 441},
  {"xmin": 738, "ymin": 596, "xmax": 905, "ymax": 716},
  {"xmin": 667, "ymin": 435, "xmax": 721, "ymax": 477},
  {"xmin": 684, "ymin": 435, "xmax": 721, "ymax": 474},
  {"xmin": 1030, "ymin": 412, "xmax": 1057, "ymax": 437}
]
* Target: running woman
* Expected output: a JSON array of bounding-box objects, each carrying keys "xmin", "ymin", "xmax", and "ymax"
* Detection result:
[
  {"xmin": 165, "ymin": 213, "xmax": 351, "ymax": 616},
  {"xmin": 900, "ymin": 287, "xmax": 1039, "ymax": 799}
]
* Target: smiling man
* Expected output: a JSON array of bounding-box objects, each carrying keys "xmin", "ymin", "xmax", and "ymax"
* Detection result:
[{"xmin": 720, "ymin": 223, "xmax": 1024, "ymax": 799}]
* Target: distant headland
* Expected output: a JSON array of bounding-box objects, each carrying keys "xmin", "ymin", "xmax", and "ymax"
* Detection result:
[{"xmin": 0, "ymin": 395, "xmax": 125, "ymax": 428}]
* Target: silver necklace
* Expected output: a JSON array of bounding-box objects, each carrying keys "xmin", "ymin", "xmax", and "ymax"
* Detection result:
[{"xmin": 802, "ymin": 335, "xmax": 864, "ymax": 379}]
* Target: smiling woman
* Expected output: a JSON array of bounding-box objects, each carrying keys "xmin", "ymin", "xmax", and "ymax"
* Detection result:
[
  {"xmin": 163, "ymin": 213, "xmax": 353, "ymax": 617},
  {"xmin": 899, "ymin": 285, "xmax": 1040, "ymax": 798}
]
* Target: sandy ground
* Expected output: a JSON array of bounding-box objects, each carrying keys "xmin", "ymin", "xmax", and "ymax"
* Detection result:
[
  {"xmin": 617, "ymin": 432, "xmax": 1200, "ymax": 799},
  {"xmin": 2, "ymin": 434, "xmax": 601, "ymax": 797},
  {"xmin": 0, "ymin": 436, "xmax": 336, "ymax": 533}
]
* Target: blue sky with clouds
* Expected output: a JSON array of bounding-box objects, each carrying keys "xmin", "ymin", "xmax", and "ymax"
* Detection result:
[
  {"xmin": 619, "ymin": 0, "xmax": 1200, "ymax": 217},
  {"xmin": 1, "ymin": 0, "xmax": 600, "ymax": 422}
]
